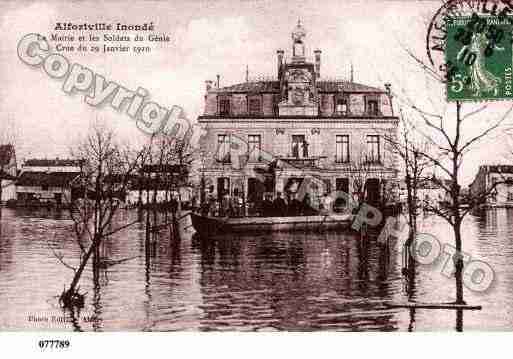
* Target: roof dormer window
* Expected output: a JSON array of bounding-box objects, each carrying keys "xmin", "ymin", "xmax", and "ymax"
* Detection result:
[
  {"xmin": 365, "ymin": 95, "xmax": 380, "ymax": 116},
  {"xmin": 219, "ymin": 96, "xmax": 230, "ymax": 117},
  {"xmin": 248, "ymin": 96, "xmax": 261, "ymax": 116},
  {"xmin": 335, "ymin": 94, "xmax": 349, "ymax": 116}
]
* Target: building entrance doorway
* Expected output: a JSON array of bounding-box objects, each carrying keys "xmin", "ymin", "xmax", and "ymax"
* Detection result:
[
  {"xmin": 248, "ymin": 178, "xmax": 265, "ymax": 203},
  {"xmin": 334, "ymin": 178, "xmax": 349, "ymax": 211},
  {"xmin": 248, "ymin": 177, "xmax": 265, "ymax": 215},
  {"xmin": 365, "ymin": 178, "xmax": 380, "ymax": 205},
  {"xmin": 217, "ymin": 177, "xmax": 230, "ymax": 201}
]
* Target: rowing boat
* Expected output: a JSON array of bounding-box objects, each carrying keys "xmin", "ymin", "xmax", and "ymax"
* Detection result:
[{"xmin": 189, "ymin": 212, "xmax": 352, "ymax": 237}]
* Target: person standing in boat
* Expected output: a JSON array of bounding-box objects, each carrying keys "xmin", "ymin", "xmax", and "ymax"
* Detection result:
[
  {"xmin": 200, "ymin": 200, "xmax": 210, "ymax": 216},
  {"xmin": 205, "ymin": 186, "xmax": 216, "ymax": 216},
  {"xmin": 230, "ymin": 189, "xmax": 237, "ymax": 217},
  {"xmin": 236, "ymin": 193, "xmax": 244, "ymax": 217},
  {"xmin": 260, "ymin": 194, "xmax": 273, "ymax": 217},
  {"xmin": 232, "ymin": 189, "xmax": 243, "ymax": 217},
  {"xmin": 272, "ymin": 192, "xmax": 287, "ymax": 217},
  {"xmin": 222, "ymin": 192, "xmax": 233, "ymax": 217},
  {"xmin": 288, "ymin": 192, "xmax": 302, "ymax": 216},
  {"xmin": 321, "ymin": 192, "xmax": 333, "ymax": 215},
  {"xmin": 170, "ymin": 196, "xmax": 179, "ymax": 214},
  {"xmin": 301, "ymin": 193, "xmax": 314, "ymax": 215}
]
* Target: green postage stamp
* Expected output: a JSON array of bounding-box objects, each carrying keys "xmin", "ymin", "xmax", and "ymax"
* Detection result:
[{"xmin": 446, "ymin": 15, "xmax": 513, "ymax": 102}]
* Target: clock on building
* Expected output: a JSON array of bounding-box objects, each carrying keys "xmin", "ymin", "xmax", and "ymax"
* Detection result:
[{"xmin": 291, "ymin": 87, "xmax": 305, "ymax": 105}]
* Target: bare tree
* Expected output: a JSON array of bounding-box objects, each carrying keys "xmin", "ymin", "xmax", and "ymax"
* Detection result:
[
  {"xmin": 345, "ymin": 140, "xmax": 397, "ymax": 214},
  {"xmin": 382, "ymin": 110, "xmax": 431, "ymax": 233},
  {"xmin": 348, "ymin": 154, "xmax": 375, "ymax": 210},
  {"xmin": 392, "ymin": 54, "xmax": 513, "ymax": 304},
  {"xmin": 57, "ymin": 122, "xmax": 149, "ymax": 308},
  {"xmin": 139, "ymin": 129, "xmax": 194, "ymax": 241}
]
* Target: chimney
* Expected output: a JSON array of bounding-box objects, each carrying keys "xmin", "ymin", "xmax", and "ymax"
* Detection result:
[
  {"xmin": 384, "ymin": 83, "xmax": 393, "ymax": 115},
  {"xmin": 314, "ymin": 49, "xmax": 321, "ymax": 79},
  {"xmin": 384, "ymin": 83, "xmax": 391, "ymax": 94},
  {"xmin": 216, "ymin": 74, "xmax": 220, "ymax": 88},
  {"xmin": 205, "ymin": 80, "xmax": 213, "ymax": 92},
  {"xmin": 277, "ymin": 49, "xmax": 284, "ymax": 78}
]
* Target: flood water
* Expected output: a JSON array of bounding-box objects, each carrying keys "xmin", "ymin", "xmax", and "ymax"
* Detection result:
[{"xmin": 1, "ymin": 207, "xmax": 512, "ymax": 331}]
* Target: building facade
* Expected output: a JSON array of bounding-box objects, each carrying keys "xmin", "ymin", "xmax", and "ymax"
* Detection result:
[
  {"xmin": 398, "ymin": 177, "xmax": 452, "ymax": 209},
  {"xmin": 198, "ymin": 22, "xmax": 399, "ymax": 212},
  {"xmin": 16, "ymin": 158, "xmax": 82, "ymax": 206},
  {"xmin": 0, "ymin": 144, "xmax": 17, "ymax": 203},
  {"xmin": 469, "ymin": 165, "xmax": 513, "ymax": 207}
]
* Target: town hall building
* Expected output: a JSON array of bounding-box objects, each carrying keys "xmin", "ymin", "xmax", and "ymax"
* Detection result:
[{"xmin": 197, "ymin": 21, "xmax": 399, "ymax": 213}]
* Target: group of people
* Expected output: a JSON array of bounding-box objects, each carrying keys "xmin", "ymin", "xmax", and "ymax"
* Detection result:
[
  {"xmin": 259, "ymin": 192, "xmax": 316, "ymax": 217},
  {"xmin": 199, "ymin": 190, "xmax": 245, "ymax": 217},
  {"xmin": 198, "ymin": 188, "xmax": 337, "ymax": 218}
]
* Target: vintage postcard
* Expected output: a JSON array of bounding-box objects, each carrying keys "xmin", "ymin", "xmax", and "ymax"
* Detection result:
[{"xmin": 2, "ymin": 0, "xmax": 513, "ymax": 344}]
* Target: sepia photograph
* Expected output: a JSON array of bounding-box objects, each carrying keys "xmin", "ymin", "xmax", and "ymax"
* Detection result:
[{"xmin": 3, "ymin": 1, "xmax": 513, "ymax": 351}]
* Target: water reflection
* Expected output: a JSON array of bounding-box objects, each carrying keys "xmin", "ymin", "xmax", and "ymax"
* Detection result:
[{"xmin": 1, "ymin": 207, "xmax": 513, "ymax": 331}]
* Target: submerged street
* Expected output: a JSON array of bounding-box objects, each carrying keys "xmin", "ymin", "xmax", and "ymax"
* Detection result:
[{"xmin": 0, "ymin": 208, "xmax": 512, "ymax": 331}]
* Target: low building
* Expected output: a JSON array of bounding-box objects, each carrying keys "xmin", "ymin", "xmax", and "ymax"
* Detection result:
[
  {"xmin": 127, "ymin": 164, "xmax": 192, "ymax": 206},
  {"xmin": 16, "ymin": 158, "xmax": 82, "ymax": 207},
  {"xmin": 398, "ymin": 177, "xmax": 451, "ymax": 209},
  {"xmin": 469, "ymin": 165, "xmax": 513, "ymax": 207},
  {"xmin": 0, "ymin": 144, "xmax": 17, "ymax": 204}
]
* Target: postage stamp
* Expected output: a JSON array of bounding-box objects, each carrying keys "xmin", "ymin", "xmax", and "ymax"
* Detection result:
[{"xmin": 446, "ymin": 15, "xmax": 513, "ymax": 101}]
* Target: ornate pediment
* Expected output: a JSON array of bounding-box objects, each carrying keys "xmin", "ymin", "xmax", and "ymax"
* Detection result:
[
  {"xmin": 287, "ymin": 69, "xmax": 312, "ymax": 83},
  {"xmin": 289, "ymin": 84, "xmax": 309, "ymax": 105},
  {"xmin": 281, "ymin": 68, "xmax": 316, "ymax": 108}
]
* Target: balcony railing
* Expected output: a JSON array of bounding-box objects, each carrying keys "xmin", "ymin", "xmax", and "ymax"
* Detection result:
[
  {"xmin": 362, "ymin": 159, "xmax": 383, "ymax": 166},
  {"xmin": 278, "ymin": 156, "xmax": 326, "ymax": 168}
]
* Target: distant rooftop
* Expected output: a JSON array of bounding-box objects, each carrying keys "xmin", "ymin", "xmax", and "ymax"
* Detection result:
[
  {"xmin": 16, "ymin": 171, "xmax": 81, "ymax": 187},
  {"xmin": 481, "ymin": 165, "xmax": 513, "ymax": 173},
  {"xmin": 23, "ymin": 158, "xmax": 83, "ymax": 167}
]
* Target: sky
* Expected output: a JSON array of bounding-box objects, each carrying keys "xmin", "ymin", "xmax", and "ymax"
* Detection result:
[{"xmin": 1, "ymin": 0, "xmax": 512, "ymax": 185}]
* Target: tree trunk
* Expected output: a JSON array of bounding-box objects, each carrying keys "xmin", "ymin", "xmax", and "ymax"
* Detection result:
[
  {"xmin": 0, "ymin": 171, "xmax": 4, "ymax": 220},
  {"xmin": 92, "ymin": 234, "xmax": 100, "ymax": 279},
  {"xmin": 0, "ymin": 180, "xmax": 3, "ymax": 220},
  {"xmin": 454, "ymin": 220, "xmax": 464, "ymax": 304},
  {"xmin": 453, "ymin": 101, "xmax": 464, "ymax": 304},
  {"xmin": 137, "ymin": 186, "xmax": 143, "ymax": 220},
  {"xmin": 405, "ymin": 173, "xmax": 414, "ymax": 228},
  {"xmin": 67, "ymin": 235, "xmax": 100, "ymax": 295},
  {"xmin": 152, "ymin": 186, "xmax": 158, "ymax": 234}
]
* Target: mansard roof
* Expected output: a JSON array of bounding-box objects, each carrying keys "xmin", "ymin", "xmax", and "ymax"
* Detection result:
[
  {"xmin": 317, "ymin": 80, "xmax": 384, "ymax": 93},
  {"xmin": 216, "ymin": 81, "xmax": 280, "ymax": 93},
  {"xmin": 214, "ymin": 80, "xmax": 384, "ymax": 94}
]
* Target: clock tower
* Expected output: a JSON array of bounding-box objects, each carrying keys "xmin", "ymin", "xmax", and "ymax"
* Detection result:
[
  {"xmin": 292, "ymin": 19, "xmax": 306, "ymax": 62},
  {"xmin": 278, "ymin": 20, "xmax": 318, "ymax": 116}
]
